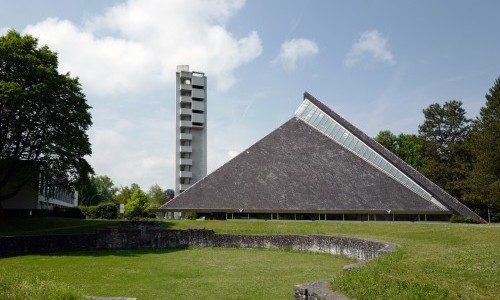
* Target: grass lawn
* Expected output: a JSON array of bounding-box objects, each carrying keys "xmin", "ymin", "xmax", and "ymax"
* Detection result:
[
  {"xmin": 1, "ymin": 218, "xmax": 499, "ymax": 299},
  {"xmin": 0, "ymin": 248, "xmax": 353, "ymax": 300},
  {"xmin": 166, "ymin": 220, "xmax": 500, "ymax": 299}
]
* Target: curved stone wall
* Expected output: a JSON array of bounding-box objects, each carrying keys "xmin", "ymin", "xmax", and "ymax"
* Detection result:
[{"xmin": 0, "ymin": 222, "xmax": 396, "ymax": 299}]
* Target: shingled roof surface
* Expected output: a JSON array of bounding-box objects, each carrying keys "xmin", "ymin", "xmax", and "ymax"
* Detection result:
[
  {"xmin": 161, "ymin": 93, "xmax": 486, "ymax": 223},
  {"xmin": 162, "ymin": 118, "xmax": 445, "ymax": 213}
]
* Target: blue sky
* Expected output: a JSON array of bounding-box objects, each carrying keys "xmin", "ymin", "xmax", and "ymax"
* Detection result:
[{"xmin": 1, "ymin": 0, "xmax": 499, "ymax": 190}]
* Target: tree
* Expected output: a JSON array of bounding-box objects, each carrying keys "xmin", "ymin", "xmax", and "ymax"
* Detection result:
[
  {"xmin": 166, "ymin": 189, "xmax": 174, "ymax": 201},
  {"xmin": 418, "ymin": 100, "xmax": 472, "ymax": 199},
  {"xmin": 113, "ymin": 183, "xmax": 141, "ymax": 204},
  {"xmin": 77, "ymin": 175, "xmax": 117, "ymax": 206},
  {"xmin": 374, "ymin": 130, "xmax": 398, "ymax": 153},
  {"xmin": 374, "ymin": 130, "xmax": 423, "ymax": 170},
  {"xmin": 395, "ymin": 133, "xmax": 423, "ymax": 171},
  {"xmin": 125, "ymin": 189, "xmax": 150, "ymax": 219},
  {"xmin": 466, "ymin": 77, "xmax": 500, "ymax": 211},
  {"xmin": 0, "ymin": 30, "xmax": 92, "ymax": 210},
  {"xmin": 147, "ymin": 184, "xmax": 168, "ymax": 208}
]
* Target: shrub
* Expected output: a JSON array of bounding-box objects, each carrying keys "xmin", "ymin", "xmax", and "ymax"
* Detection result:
[
  {"xmin": 80, "ymin": 203, "xmax": 118, "ymax": 219},
  {"xmin": 79, "ymin": 205, "xmax": 97, "ymax": 219},
  {"xmin": 95, "ymin": 202, "xmax": 118, "ymax": 219},
  {"xmin": 491, "ymin": 211, "xmax": 500, "ymax": 222},
  {"xmin": 125, "ymin": 190, "xmax": 150, "ymax": 220},
  {"xmin": 184, "ymin": 212, "xmax": 198, "ymax": 220},
  {"xmin": 147, "ymin": 212, "xmax": 158, "ymax": 219},
  {"xmin": 450, "ymin": 215, "xmax": 479, "ymax": 224}
]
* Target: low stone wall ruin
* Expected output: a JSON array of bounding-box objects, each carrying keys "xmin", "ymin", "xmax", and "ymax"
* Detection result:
[{"xmin": 0, "ymin": 222, "xmax": 396, "ymax": 299}]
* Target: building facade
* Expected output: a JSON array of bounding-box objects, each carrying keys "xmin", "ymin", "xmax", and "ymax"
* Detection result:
[
  {"xmin": 1, "ymin": 160, "xmax": 78, "ymax": 211},
  {"xmin": 174, "ymin": 65, "xmax": 207, "ymax": 196}
]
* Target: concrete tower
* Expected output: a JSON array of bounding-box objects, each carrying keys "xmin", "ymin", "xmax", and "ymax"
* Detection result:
[{"xmin": 175, "ymin": 65, "xmax": 207, "ymax": 196}]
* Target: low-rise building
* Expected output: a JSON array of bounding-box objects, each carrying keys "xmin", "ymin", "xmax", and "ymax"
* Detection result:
[{"xmin": 1, "ymin": 160, "xmax": 77, "ymax": 211}]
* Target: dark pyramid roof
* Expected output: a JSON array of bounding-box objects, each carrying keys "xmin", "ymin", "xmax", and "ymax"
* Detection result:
[
  {"xmin": 302, "ymin": 92, "xmax": 484, "ymax": 222},
  {"xmin": 161, "ymin": 93, "xmax": 485, "ymax": 222}
]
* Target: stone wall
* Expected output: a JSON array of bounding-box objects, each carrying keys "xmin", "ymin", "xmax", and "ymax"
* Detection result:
[
  {"xmin": 0, "ymin": 222, "xmax": 396, "ymax": 299},
  {"xmin": 295, "ymin": 281, "xmax": 350, "ymax": 300},
  {"xmin": 0, "ymin": 222, "xmax": 394, "ymax": 260}
]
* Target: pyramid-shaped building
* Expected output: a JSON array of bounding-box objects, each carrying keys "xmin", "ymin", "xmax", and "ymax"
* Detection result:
[{"xmin": 160, "ymin": 93, "xmax": 484, "ymax": 223}]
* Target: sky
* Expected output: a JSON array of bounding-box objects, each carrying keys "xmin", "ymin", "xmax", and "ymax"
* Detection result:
[{"xmin": 1, "ymin": 0, "xmax": 499, "ymax": 191}]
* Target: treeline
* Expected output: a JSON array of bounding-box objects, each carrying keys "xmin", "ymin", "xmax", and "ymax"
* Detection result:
[
  {"xmin": 75, "ymin": 175, "xmax": 174, "ymax": 219},
  {"xmin": 374, "ymin": 77, "xmax": 499, "ymax": 221}
]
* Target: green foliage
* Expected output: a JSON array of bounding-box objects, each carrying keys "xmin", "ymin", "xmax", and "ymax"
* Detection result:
[
  {"xmin": 184, "ymin": 212, "xmax": 198, "ymax": 220},
  {"xmin": 375, "ymin": 131, "xmax": 423, "ymax": 170},
  {"xmin": 113, "ymin": 183, "xmax": 142, "ymax": 204},
  {"xmin": 418, "ymin": 100, "xmax": 472, "ymax": 199},
  {"xmin": 79, "ymin": 205, "xmax": 97, "ymax": 219},
  {"xmin": 0, "ymin": 30, "xmax": 92, "ymax": 205},
  {"xmin": 125, "ymin": 189, "xmax": 150, "ymax": 219},
  {"xmin": 450, "ymin": 215, "xmax": 479, "ymax": 224},
  {"xmin": 375, "ymin": 130, "xmax": 398, "ymax": 153},
  {"xmin": 491, "ymin": 211, "xmax": 500, "ymax": 223},
  {"xmin": 395, "ymin": 133, "xmax": 423, "ymax": 170},
  {"xmin": 80, "ymin": 202, "xmax": 118, "ymax": 219},
  {"xmin": 77, "ymin": 175, "xmax": 118, "ymax": 206},
  {"xmin": 113, "ymin": 183, "xmax": 173, "ymax": 217},
  {"xmin": 147, "ymin": 184, "xmax": 168, "ymax": 208},
  {"xmin": 465, "ymin": 77, "xmax": 500, "ymax": 210},
  {"xmin": 95, "ymin": 202, "xmax": 118, "ymax": 219}
]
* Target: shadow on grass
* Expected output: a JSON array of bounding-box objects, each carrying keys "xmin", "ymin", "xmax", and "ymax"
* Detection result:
[
  {"xmin": 36, "ymin": 247, "xmax": 188, "ymax": 258},
  {"xmin": 0, "ymin": 217, "xmax": 179, "ymax": 236}
]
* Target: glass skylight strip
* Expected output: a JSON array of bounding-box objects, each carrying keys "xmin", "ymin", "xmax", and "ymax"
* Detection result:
[{"xmin": 295, "ymin": 99, "xmax": 433, "ymax": 201}]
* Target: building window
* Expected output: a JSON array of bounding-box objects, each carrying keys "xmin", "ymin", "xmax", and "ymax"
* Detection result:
[{"xmin": 180, "ymin": 90, "xmax": 191, "ymax": 96}]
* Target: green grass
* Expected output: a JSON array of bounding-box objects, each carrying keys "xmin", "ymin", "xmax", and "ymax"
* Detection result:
[
  {"xmin": 1, "ymin": 218, "xmax": 499, "ymax": 299},
  {"xmin": 0, "ymin": 216, "xmax": 122, "ymax": 236},
  {"xmin": 0, "ymin": 248, "xmax": 353, "ymax": 300},
  {"xmin": 165, "ymin": 220, "xmax": 500, "ymax": 299},
  {"xmin": 0, "ymin": 275, "xmax": 82, "ymax": 300}
]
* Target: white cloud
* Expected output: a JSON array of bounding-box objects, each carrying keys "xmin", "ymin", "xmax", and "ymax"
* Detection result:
[
  {"xmin": 0, "ymin": 27, "xmax": 11, "ymax": 36},
  {"xmin": 272, "ymin": 38, "xmax": 319, "ymax": 70},
  {"xmin": 16, "ymin": 0, "xmax": 265, "ymax": 190},
  {"xmin": 228, "ymin": 150, "xmax": 242, "ymax": 159},
  {"xmin": 345, "ymin": 30, "xmax": 395, "ymax": 66},
  {"xmin": 88, "ymin": 110, "xmax": 176, "ymax": 189},
  {"xmin": 24, "ymin": 0, "xmax": 262, "ymax": 95},
  {"xmin": 94, "ymin": 129, "xmax": 127, "ymax": 147}
]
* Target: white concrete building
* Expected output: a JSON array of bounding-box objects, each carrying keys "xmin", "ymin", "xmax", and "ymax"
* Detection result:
[{"xmin": 175, "ymin": 65, "xmax": 207, "ymax": 196}]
